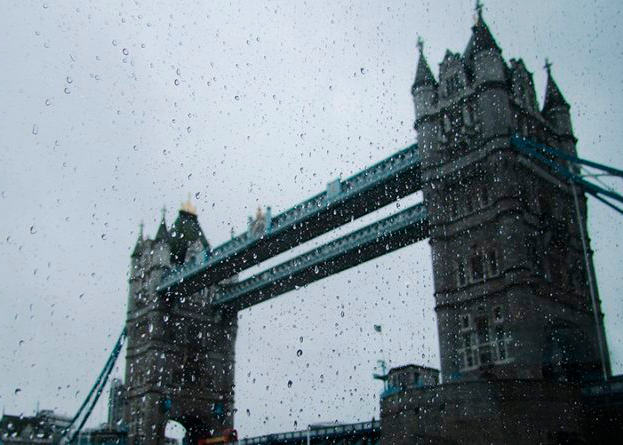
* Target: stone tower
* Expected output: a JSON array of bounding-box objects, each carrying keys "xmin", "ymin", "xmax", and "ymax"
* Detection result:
[
  {"xmin": 380, "ymin": 10, "xmax": 612, "ymax": 444},
  {"xmin": 414, "ymin": 10, "xmax": 610, "ymax": 386},
  {"xmin": 124, "ymin": 203, "xmax": 237, "ymax": 445}
]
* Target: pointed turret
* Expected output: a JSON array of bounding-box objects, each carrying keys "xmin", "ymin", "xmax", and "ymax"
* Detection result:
[
  {"xmin": 463, "ymin": 6, "xmax": 506, "ymax": 88},
  {"xmin": 131, "ymin": 222, "xmax": 145, "ymax": 257},
  {"xmin": 412, "ymin": 37, "xmax": 438, "ymax": 124},
  {"xmin": 413, "ymin": 43, "xmax": 438, "ymax": 90},
  {"xmin": 169, "ymin": 197, "xmax": 210, "ymax": 265},
  {"xmin": 154, "ymin": 209, "xmax": 170, "ymax": 243},
  {"xmin": 541, "ymin": 60, "xmax": 574, "ymax": 141},
  {"xmin": 542, "ymin": 61, "xmax": 570, "ymax": 112},
  {"xmin": 464, "ymin": 12, "xmax": 501, "ymax": 63}
]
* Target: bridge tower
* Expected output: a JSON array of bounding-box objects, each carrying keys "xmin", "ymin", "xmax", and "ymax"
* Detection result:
[
  {"xmin": 381, "ymin": 10, "xmax": 611, "ymax": 444},
  {"xmin": 124, "ymin": 202, "xmax": 237, "ymax": 445},
  {"xmin": 414, "ymin": 9, "xmax": 610, "ymax": 386}
]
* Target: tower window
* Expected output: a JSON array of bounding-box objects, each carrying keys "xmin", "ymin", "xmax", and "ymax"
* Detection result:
[
  {"xmin": 488, "ymin": 249, "xmax": 499, "ymax": 276},
  {"xmin": 446, "ymin": 73, "xmax": 462, "ymax": 96},
  {"xmin": 461, "ymin": 314, "xmax": 471, "ymax": 330},
  {"xmin": 466, "ymin": 194, "xmax": 474, "ymax": 213},
  {"xmin": 481, "ymin": 186, "xmax": 490, "ymax": 206},
  {"xmin": 471, "ymin": 251, "xmax": 484, "ymax": 281},
  {"xmin": 457, "ymin": 261, "xmax": 467, "ymax": 287},
  {"xmin": 493, "ymin": 306, "xmax": 503, "ymax": 322}
]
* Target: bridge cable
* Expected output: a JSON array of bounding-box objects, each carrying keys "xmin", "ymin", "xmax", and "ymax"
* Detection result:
[
  {"xmin": 511, "ymin": 136, "xmax": 619, "ymax": 380},
  {"xmin": 57, "ymin": 327, "xmax": 127, "ymax": 445},
  {"xmin": 510, "ymin": 136, "xmax": 623, "ymax": 215},
  {"xmin": 512, "ymin": 135, "xmax": 623, "ymax": 179}
]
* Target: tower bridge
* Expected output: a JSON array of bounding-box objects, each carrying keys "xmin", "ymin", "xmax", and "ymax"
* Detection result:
[{"xmin": 49, "ymin": 7, "xmax": 623, "ymax": 445}]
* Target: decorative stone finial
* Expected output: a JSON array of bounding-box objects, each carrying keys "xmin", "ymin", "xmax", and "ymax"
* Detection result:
[
  {"xmin": 417, "ymin": 36, "xmax": 424, "ymax": 55},
  {"xmin": 181, "ymin": 193, "xmax": 197, "ymax": 215},
  {"xmin": 544, "ymin": 58, "xmax": 553, "ymax": 75},
  {"xmin": 475, "ymin": 0, "xmax": 484, "ymax": 17}
]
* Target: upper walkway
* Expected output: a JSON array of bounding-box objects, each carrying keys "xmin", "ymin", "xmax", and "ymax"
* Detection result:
[{"xmin": 158, "ymin": 144, "xmax": 422, "ymax": 296}]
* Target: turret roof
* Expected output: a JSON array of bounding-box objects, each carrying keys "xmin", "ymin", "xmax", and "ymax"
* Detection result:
[
  {"xmin": 464, "ymin": 13, "xmax": 501, "ymax": 63},
  {"xmin": 413, "ymin": 49, "xmax": 438, "ymax": 89},
  {"xmin": 542, "ymin": 65, "xmax": 570, "ymax": 112},
  {"xmin": 168, "ymin": 209, "xmax": 210, "ymax": 265}
]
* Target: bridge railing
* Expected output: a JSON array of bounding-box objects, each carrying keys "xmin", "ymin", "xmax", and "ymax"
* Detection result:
[
  {"xmin": 159, "ymin": 144, "xmax": 420, "ymax": 290},
  {"xmin": 234, "ymin": 420, "xmax": 380, "ymax": 445},
  {"xmin": 214, "ymin": 203, "xmax": 427, "ymax": 306}
]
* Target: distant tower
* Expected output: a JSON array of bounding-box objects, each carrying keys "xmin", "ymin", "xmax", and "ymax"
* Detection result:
[
  {"xmin": 414, "ymin": 9, "xmax": 610, "ymax": 385},
  {"xmin": 124, "ymin": 200, "xmax": 237, "ymax": 445},
  {"xmin": 108, "ymin": 378, "xmax": 126, "ymax": 428}
]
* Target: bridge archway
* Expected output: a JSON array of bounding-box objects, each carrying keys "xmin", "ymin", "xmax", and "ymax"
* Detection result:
[
  {"xmin": 165, "ymin": 420, "xmax": 186, "ymax": 444},
  {"xmin": 165, "ymin": 416, "xmax": 213, "ymax": 445}
]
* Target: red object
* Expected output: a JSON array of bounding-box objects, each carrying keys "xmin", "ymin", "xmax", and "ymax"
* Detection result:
[{"xmin": 197, "ymin": 429, "xmax": 238, "ymax": 445}]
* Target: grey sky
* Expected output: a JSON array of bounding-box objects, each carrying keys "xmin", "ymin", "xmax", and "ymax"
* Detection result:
[{"xmin": 1, "ymin": 0, "xmax": 622, "ymax": 439}]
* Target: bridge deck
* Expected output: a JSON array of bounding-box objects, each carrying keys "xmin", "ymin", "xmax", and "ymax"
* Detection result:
[
  {"xmin": 215, "ymin": 204, "xmax": 428, "ymax": 310},
  {"xmin": 158, "ymin": 144, "xmax": 421, "ymax": 296},
  {"xmin": 235, "ymin": 420, "xmax": 380, "ymax": 445}
]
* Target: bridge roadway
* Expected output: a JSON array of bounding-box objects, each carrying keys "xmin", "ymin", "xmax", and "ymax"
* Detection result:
[
  {"xmin": 234, "ymin": 420, "xmax": 380, "ymax": 445},
  {"xmin": 158, "ymin": 144, "xmax": 421, "ymax": 296},
  {"xmin": 214, "ymin": 203, "xmax": 429, "ymax": 311}
]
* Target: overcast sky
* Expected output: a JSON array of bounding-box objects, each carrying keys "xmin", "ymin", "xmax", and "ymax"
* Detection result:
[{"xmin": 1, "ymin": 0, "xmax": 623, "ymax": 439}]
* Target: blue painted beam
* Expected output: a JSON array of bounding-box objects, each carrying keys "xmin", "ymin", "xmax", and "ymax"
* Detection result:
[
  {"xmin": 213, "ymin": 203, "xmax": 428, "ymax": 310},
  {"xmin": 234, "ymin": 420, "xmax": 381, "ymax": 445},
  {"xmin": 159, "ymin": 144, "xmax": 422, "ymax": 296}
]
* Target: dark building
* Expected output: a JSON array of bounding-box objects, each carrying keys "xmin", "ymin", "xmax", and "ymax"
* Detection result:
[
  {"xmin": 0, "ymin": 410, "xmax": 71, "ymax": 445},
  {"xmin": 124, "ymin": 200, "xmax": 237, "ymax": 445},
  {"xmin": 381, "ymin": 9, "xmax": 620, "ymax": 444}
]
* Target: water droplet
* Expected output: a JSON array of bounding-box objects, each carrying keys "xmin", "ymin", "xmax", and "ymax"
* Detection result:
[
  {"xmin": 296, "ymin": 349, "xmax": 303, "ymax": 357},
  {"xmin": 360, "ymin": 67, "xmax": 366, "ymax": 74},
  {"xmin": 101, "ymin": 233, "xmax": 106, "ymax": 240},
  {"xmin": 66, "ymin": 76, "xmax": 73, "ymax": 84},
  {"xmin": 45, "ymin": 99, "xmax": 51, "ymax": 106},
  {"xmin": 32, "ymin": 124, "xmax": 38, "ymax": 135},
  {"xmin": 195, "ymin": 192, "xmax": 201, "ymax": 199},
  {"xmin": 30, "ymin": 226, "xmax": 36, "ymax": 234},
  {"xmin": 287, "ymin": 380, "xmax": 293, "ymax": 388},
  {"xmin": 64, "ymin": 87, "xmax": 71, "ymax": 94},
  {"xmin": 14, "ymin": 388, "xmax": 21, "ymax": 395},
  {"xmin": 112, "ymin": 40, "xmax": 118, "ymax": 46},
  {"xmin": 174, "ymin": 79, "xmax": 180, "ymax": 86},
  {"xmin": 234, "ymin": 95, "xmax": 240, "ymax": 101},
  {"xmin": 122, "ymin": 48, "xmax": 129, "ymax": 55}
]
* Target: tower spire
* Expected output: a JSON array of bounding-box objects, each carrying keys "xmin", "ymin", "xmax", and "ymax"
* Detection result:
[
  {"xmin": 155, "ymin": 205, "xmax": 169, "ymax": 241},
  {"xmin": 413, "ymin": 36, "xmax": 437, "ymax": 90},
  {"xmin": 475, "ymin": 0, "xmax": 484, "ymax": 20},
  {"xmin": 542, "ymin": 58, "xmax": 569, "ymax": 111}
]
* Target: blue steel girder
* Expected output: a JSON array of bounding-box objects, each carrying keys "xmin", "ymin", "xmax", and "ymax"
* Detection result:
[
  {"xmin": 213, "ymin": 203, "xmax": 428, "ymax": 311},
  {"xmin": 234, "ymin": 420, "xmax": 381, "ymax": 445},
  {"xmin": 158, "ymin": 144, "xmax": 421, "ymax": 296}
]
